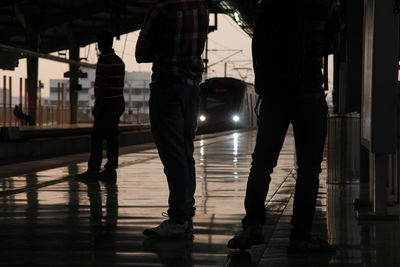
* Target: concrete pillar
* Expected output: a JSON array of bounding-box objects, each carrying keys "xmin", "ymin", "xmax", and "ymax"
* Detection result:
[
  {"xmin": 362, "ymin": 0, "xmax": 399, "ymax": 215},
  {"xmin": 69, "ymin": 46, "xmax": 79, "ymax": 124},
  {"xmin": 27, "ymin": 56, "xmax": 38, "ymax": 125},
  {"xmin": 335, "ymin": 0, "xmax": 364, "ymax": 114}
]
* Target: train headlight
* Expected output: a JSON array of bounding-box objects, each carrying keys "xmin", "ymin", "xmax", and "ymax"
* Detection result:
[
  {"xmin": 232, "ymin": 115, "xmax": 240, "ymax": 122},
  {"xmin": 199, "ymin": 115, "xmax": 206, "ymax": 122}
]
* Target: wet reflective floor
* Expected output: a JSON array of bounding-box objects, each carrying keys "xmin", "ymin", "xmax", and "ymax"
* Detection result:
[{"xmin": 0, "ymin": 129, "xmax": 399, "ymax": 266}]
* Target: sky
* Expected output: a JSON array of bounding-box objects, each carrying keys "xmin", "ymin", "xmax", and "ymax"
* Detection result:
[{"xmin": 0, "ymin": 14, "xmax": 253, "ymax": 98}]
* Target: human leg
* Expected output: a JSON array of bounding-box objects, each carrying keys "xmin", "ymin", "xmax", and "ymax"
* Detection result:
[
  {"xmin": 104, "ymin": 113, "xmax": 122, "ymax": 172},
  {"xmin": 182, "ymin": 85, "xmax": 199, "ymax": 219},
  {"xmin": 149, "ymin": 83, "xmax": 195, "ymax": 224},
  {"xmin": 88, "ymin": 116, "xmax": 106, "ymax": 172},
  {"xmin": 242, "ymin": 97, "xmax": 291, "ymax": 228},
  {"xmin": 290, "ymin": 93, "xmax": 327, "ymax": 240},
  {"xmin": 228, "ymin": 97, "xmax": 291, "ymax": 249},
  {"xmin": 76, "ymin": 116, "xmax": 105, "ymax": 179},
  {"xmin": 143, "ymin": 82, "xmax": 196, "ymax": 239}
]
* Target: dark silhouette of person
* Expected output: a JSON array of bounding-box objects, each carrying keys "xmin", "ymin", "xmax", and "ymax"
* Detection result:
[
  {"xmin": 76, "ymin": 31, "xmax": 125, "ymax": 181},
  {"xmin": 13, "ymin": 104, "xmax": 32, "ymax": 125},
  {"xmin": 227, "ymin": 0, "xmax": 340, "ymax": 253},
  {"xmin": 136, "ymin": 0, "xmax": 209, "ymax": 239}
]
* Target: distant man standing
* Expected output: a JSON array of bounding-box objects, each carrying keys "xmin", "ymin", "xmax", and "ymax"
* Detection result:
[
  {"xmin": 136, "ymin": 0, "xmax": 209, "ymax": 239},
  {"xmin": 228, "ymin": 0, "xmax": 340, "ymax": 252},
  {"xmin": 76, "ymin": 31, "xmax": 125, "ymax": 181}
]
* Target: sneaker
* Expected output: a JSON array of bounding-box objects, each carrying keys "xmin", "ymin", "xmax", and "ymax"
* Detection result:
[
  {"xmin": 227, "ymin": 224, "xmax": 264, "ymax": 250},
  {"xmin": 143, "ymin": 220, "xmax": 194, "ymax": 240},
  {"xmin": 99, "ymin": 169, "xmax": 117, "ymax": 180},
  {"xmin": 287, "ymin": 237, "xmax": 336, "ymax": 254},
  {"xmin": 75, "ymin": 170, "xmax": 99, "ymax": 180}
]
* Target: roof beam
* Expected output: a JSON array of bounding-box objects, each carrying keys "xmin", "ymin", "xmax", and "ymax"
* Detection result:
[{"xmin": 0, "ymin": 43, "xmax": 96, "ymax": 69}]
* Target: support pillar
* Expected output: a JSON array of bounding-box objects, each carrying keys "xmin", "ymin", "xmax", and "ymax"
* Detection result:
[
  {"xmin": 335, "ymin": 0, "xmax": 364, "ymax": 114},
  {"xmin": 27, "ymin": 56, "xmax": 38, "ymax": 125},
  {"xmin": 359, "ymin": 0, "xmax": 399, "ymax": 218},
  {"xmin": 370, "ymin": 154, "xmax": 388, "ymax": 214},
  {"xmin": 69, "ymin": 46, "xmax": 79, "ymax": 124}
]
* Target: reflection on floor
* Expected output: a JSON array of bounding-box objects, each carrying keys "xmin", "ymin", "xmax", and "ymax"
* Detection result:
[{"xmin": 0, "ymin": 130, "xmax": 399, "ymax": 266}]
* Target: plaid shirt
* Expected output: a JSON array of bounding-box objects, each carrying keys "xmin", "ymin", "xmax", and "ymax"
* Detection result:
[{"xmin": 140, "ymin": 0, "xmax": 209, "ymax": 83}]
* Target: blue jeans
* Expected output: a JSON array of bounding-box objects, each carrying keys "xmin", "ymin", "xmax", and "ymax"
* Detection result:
[
  {"xmin": 242, "ymin": 93, "xmax": 327, "ymax": 239},
  {"xmin": 149, "ymin": 81, "xmax": 199, "ymax": 223}
]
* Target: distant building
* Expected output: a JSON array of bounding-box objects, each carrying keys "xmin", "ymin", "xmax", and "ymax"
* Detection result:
[{"xmin": 124, "ymin": 71, "xmax": 151, "ymax": 114}]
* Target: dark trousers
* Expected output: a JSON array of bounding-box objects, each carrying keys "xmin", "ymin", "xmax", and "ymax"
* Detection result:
[
  {"xmin": 242, "ymin": 93, "xmax": 327, "ymax": 239},
  {"xmin": 88, "ymin": 105, "xmax": 124, "ymax": 172},
  {"xmin": 149, "ymin": 81, "xmax": 199, "ymax": 223}
]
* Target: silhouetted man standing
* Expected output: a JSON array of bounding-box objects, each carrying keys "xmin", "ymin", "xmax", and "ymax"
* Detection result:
[
  {"xmin": 76, "ymin": 31, "xmax": 125, "ymax": 181},
  {"xmin": 228, "ymin": 0, "xmax": 340, "ymax": 252},
  {"xmin": 136, "ymin": 0, "xmax": 209, "ymax": 239}
]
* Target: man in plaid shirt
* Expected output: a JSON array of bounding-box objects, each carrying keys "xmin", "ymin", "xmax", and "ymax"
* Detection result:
[{"xmin": 136, "ymin": 0, "xmax": 209, "ymax": 239}]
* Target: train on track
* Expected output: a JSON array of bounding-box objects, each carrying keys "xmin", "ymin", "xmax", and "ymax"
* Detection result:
[{"xmin": 197, "ymin": 77, "xmax": 258, "ymax": 134}]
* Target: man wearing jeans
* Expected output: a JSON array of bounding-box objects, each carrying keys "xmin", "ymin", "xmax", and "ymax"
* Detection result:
[
  {"xmin": 136, "ymin": 0, "xmax": 209, "ymax": 239},
  {"xmin": 227, "ymin": 0, "xmax": 340, "ymax": 252}
]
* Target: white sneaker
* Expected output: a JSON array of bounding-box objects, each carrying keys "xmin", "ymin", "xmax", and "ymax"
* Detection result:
[{"xmin": 143, "ymin": 220, "xmax": 194, "ymax": 240}]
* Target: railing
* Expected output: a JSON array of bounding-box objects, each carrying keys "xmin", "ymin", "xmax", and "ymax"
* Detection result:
[
  {"xmin": 0, "ymin": 106, "xmax": 71, "ymax": 126},
  {"xmin": 1, "ymin": 75, "xmax": 150, "ymax": 127}
]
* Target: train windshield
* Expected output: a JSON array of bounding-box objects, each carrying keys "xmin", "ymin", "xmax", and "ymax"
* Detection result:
[{"xmin": 201, "ymin": 88, "xmax": 241, "ymax": 111}]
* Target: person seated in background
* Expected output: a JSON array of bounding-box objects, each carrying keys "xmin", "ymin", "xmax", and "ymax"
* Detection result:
[{"xmin": 13, "ymin": 104, "xmax": 32, "ymax": 125}]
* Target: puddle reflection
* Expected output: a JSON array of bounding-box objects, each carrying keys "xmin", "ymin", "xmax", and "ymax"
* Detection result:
[
  {"xmin": 78, "ymin": 178, "xmax": 119, "ymax": 265},
  {"xmin": 226, "ymin": 250, "xmax": 255, "ymax": 267},
  {"xmin": 143, "ymin": 238, "xmax": 194, "ymax": 267}
]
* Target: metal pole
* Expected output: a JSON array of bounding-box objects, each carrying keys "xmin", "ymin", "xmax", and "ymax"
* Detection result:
[
  {"xmin": 224, "ymin": 62, "xmax": 227, "ymax": 77},
  {"xmin": 8, "ymin": 76, "xmax": 12, "ymax": 126},
  {"xmin": 19, "ymin": 78, "xmax": 23, "ymax": 106},
  {"xmin": 69, "ymin": 46, "xmax": 79, "ymax": 124},
  {"xmin": 38, "ymin": 80, "xmax": 41, "ymax": 125},
  {"xmin": 57, "ymin": 82, "xmax": 61, "ymax": 124},
  {"xmin": 24, "ymin": 78, "xmax": 28, "ymax": 114},
  {"xmin": 61, "ymin": 83, "xmax": 64, "ymax": 124},
  {"xmin": 205, "ymin": 38, "xmax": 209, "ymax": 77},
  {"xmin": 3, "ymin": 75, "xmax": 6, "ymax": 126},
  {"xmin": 27, "ymin": 56, "xmax": 38, "ymax": 125}
]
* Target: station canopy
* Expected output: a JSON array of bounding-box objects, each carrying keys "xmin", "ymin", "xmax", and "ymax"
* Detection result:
[{"xmin": 0, "ymin": 0, "xmax": 255, "ymax": 59}]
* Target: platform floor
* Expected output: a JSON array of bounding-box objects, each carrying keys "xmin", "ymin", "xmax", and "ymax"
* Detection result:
[{"xmin": 0, "ymin": 129, "xmax": 399, "ymax": 266}]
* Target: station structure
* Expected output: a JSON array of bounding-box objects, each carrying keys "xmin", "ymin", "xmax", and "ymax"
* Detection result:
[{"xmin": 0, "ymin": 0, "xmax": 399, "ymax": 265}]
